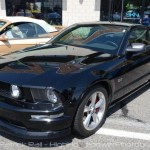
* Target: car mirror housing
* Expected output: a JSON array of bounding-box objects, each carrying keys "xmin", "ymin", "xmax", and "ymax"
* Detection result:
[
  {"xmin": 126, "ymin": 43, "xmax": 146, "ymax": 53},
  {"xmin": 0, "ymin": 34, "xmax": 8, "ymax": 42}
]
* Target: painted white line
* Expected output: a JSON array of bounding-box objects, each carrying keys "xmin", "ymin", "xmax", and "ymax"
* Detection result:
[{"xmin": 96, "ymin": 128, "xmax": 150, "ymax": 141}]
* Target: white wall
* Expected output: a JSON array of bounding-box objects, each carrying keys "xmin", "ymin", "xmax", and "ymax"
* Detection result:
[
  {"xmin": 62, "ymin": 0, "xmax": 101, "ymax": 26},
  {"xmin": 0, "ymin": 0, "xmax": 6, "ymax": 16}
]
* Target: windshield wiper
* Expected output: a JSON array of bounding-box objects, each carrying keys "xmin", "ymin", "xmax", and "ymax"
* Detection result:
[{"xmin": 51, "ymin": 41, "xmax": 65, "ymax": 46}]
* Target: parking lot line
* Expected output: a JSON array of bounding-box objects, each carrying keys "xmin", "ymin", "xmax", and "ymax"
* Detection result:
[{"xmin": 96, "ymin": 128, "xmax": 150, "ymax": 141}]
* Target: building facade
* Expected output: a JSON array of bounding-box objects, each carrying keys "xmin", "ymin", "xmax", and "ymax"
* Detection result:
[
  {"xmin": 0, "ymin": 0, "xmax": 150, "ymax": 26},
  {"xmin": 63, "ymin": 0, "xmax": 101, "ymax": 26},
  {"xmin": 0, "ymin": 0, "xmax": 6, "ymax": 16}
]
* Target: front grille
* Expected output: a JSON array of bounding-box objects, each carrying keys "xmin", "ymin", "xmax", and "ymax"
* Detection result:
[
  {"xmin": 0, "ymin": 81, "xmax": 10, "ymax": 91},
  {"xmin": 23, "ymin": 88, "xmax": 33, "ymax": 102},
  {"xmin": 0, "ymin": 82, "xmax": 34, "ymax": 103},
  {"xmin": 0, "ymin": 90, "xmax": 11, "ymax": 97},
  {"xmin": 0, "ymin": 82, "xmax": 24, "ymax": 101},
  {"xmin": 0, "ymin": 82, "xmax": 11, "ymax": 97},
  {"xmin": 30, "ymin": 88, "xmax": 47, "ymax": 101}
]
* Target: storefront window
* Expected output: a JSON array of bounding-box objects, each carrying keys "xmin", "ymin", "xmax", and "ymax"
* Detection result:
[
  {"xmin": 143, "ymin": 0, "xmax": 150, "ymax": 25},
  {"xmin": 123, "ymin": 0, "xmax": 142, "ymax": 23},
  {"xmin": 5, "ymin": 0, "xmax": 62, "ymax": 25},
  {"xmin": 100, "ymin": 0, "xmax": 109, "ymax": 21},
  {"xmin": 100, "ymin": 0, "xmax": 122, "ymax": 21},
  {"xmin": 101, "ymin": 0, "xmax": 150, "ymax": 25}
]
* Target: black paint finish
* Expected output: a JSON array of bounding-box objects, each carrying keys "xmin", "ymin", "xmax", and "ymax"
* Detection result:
[{"xmin": 0, "ymin": 23, "xmax": 149, "ymax": 139}]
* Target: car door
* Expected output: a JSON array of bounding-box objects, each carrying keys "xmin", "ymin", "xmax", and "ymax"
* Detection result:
[
  {"xmin": 113, "ymin": 26, "xmax": 150, "ymax": 100},
  {"xmin": 0, "ymin": 22, "xmax": 37, "ymax": 55}
]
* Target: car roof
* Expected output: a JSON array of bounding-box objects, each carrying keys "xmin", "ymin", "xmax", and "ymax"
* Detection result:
[
  {"xmin": 75, "ymin": 21, "xmax": 141, "ymax": 27},
  {"xmin": 0, "ymin": 16, "xmax": 57, "ymax": 32},
  {"xmin": 0, "ymin": 16, "xmax": 43, "ymax": 23}
]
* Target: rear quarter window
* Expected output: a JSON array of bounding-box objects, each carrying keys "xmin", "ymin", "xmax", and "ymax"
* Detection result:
[{"xmin": 35, "ymin": 24, "xmax": 47, "ymax": 35}]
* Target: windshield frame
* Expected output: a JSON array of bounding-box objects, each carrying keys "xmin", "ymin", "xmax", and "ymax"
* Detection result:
[{"xmin": 50, "ymin": 24, "xmax": 129, "ymax": 55}]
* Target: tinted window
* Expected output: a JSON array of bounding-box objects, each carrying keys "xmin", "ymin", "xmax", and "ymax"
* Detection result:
[
  {"xmin": 35, "ymin": 24, "xmax": 47, "ymax": 35},
  {"xmin": 53, "ymin": 25, "xmax": 128, "ymax": 54},
  {"xmin": 129, "ymin": 27, "xmax": 149, "ymax": 45}
]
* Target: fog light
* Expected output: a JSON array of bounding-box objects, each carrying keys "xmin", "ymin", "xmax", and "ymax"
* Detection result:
[{"xmin": 11, "ymin": 85, "xmax": 20, "ymax": 98}]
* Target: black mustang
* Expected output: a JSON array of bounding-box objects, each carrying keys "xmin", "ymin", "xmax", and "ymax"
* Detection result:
[{"xmin": 0, "ymin": 22, "xmax": 149, "ymax": 139}]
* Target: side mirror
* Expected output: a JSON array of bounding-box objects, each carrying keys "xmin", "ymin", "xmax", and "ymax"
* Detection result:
[
  {"xmin": 126, "ymin": 43, "xmax": 146, "ymax": 53},
  {"xmin": 0, "ymin": 34, "xmax": 8, "ymax": 42}
]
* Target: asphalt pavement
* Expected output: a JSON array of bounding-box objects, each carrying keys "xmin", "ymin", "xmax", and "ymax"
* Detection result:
[{"xmin": 0, "ymin": 83, "xmax": 149, "ymax": 150}]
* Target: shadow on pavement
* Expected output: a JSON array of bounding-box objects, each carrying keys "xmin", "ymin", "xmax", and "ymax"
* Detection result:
[
  {"xmin": 0, "ymin": 131, "xmax": 74, "ymax": 148},
  {"xmin": 107, "ymin": 83, "xmax": 150, "ymax": 117}
]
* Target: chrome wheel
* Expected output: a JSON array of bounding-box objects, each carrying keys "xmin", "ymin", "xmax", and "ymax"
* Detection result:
[{"xmin": 83, "ymin": 91, "xmax": 106, "ymax": 131}]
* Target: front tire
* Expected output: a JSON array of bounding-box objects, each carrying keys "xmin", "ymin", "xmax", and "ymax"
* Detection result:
[{"xmin": 73, "ymin": 86, "xmax": 108, "ymax": 137}]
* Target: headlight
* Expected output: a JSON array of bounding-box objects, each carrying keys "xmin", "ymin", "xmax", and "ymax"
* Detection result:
[
  {"xmin": 46, "ymin": 88, "xmax": 58, "ymax": 103},
  {"xmin": 30, "ymin": 87, "xmax": 61, "ymax": 104},
  {"xmin": 11, "ymin": 85, "xmax": 20, "ymax": 98}
]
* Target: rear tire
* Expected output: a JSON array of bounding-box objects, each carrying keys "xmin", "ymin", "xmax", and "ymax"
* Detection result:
[{"xmin": 73, "ymin": 86, "xmax": 108, "ymax": 137}]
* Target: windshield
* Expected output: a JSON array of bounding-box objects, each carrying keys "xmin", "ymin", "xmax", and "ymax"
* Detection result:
[
  {"xmin": 51, "ymin": 24, "xmax": 128, "ymax": 54},
  {"xmin": 0, "ymin": 21, "xmax": 6, "ymax": 29}
]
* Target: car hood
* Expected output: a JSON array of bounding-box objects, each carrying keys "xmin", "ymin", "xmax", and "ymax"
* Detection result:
[{"xmin": 0, "ymin": 45, "xmax": 115, "ymax": 87}]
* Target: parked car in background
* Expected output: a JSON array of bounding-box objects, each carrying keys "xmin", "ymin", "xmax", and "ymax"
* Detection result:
[
  {"xmin": 0, "ymin": 17, "xmax": 58, "ymax": 55},
  {"xmin": 0, "ymin": 22, "xmax": 149, "ymax": 139}
]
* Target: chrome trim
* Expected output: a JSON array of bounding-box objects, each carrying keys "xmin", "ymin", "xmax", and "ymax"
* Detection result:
[{"xmin": 30, "ymin": 113, "xmax": 64, "ymax": 122}]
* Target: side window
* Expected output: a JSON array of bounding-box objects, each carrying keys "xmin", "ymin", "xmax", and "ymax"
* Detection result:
[
  {"xmin": 5, "ymin": 22, "xmax": 37, "ymax": 39},
  {"xmin": 35, "ymin": 24, "xmax": 47, "ymax": 35},
  {"xmin": 128, "ymin": 27, "xmax": 149, "ymax": 45},
  {"xmin": 5, "ymin": 24, "xmax": 26, "ymax": 39},
  {"xmin": 20, "ymin": 23, "xmax": 37, "ymax": 38}
]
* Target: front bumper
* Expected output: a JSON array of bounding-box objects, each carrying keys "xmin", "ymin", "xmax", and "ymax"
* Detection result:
[
  {"xmin": 0, "ymin": 119, "xmax": 71, "ymax": 139},
  {"xmin": 0, "ymin": 100, "xmax": 72, "ymax": 139}
]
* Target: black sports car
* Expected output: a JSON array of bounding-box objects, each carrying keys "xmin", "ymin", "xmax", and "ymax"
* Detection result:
[{"xmin": 0, "ymin": 22, "xmax": 149, "ymax": 139}]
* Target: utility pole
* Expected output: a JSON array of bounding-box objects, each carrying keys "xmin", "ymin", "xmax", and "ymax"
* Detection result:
[
  {"xmin": 109, "ymin": 0, "xmax": 113, "ymax": 21},
  {"xmin": 121, "ymin": 0, "xmax": 124, "ymax": 22}
]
